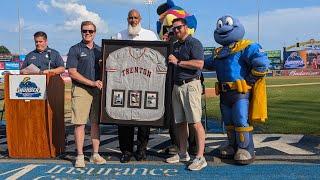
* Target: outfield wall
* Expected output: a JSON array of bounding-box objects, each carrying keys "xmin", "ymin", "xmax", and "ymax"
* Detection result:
[{"xmin": 271, "ymin": 69, "xmax": 320, "ymax": 76}]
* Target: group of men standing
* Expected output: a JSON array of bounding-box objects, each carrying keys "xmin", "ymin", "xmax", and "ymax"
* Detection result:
[
  {"xmin": 21, "ymin": 9, "xmax": 207, "ymax": 171},
  {"xmin": 20, "ymin": 4, "xmax": 271, "ymax": 172}
]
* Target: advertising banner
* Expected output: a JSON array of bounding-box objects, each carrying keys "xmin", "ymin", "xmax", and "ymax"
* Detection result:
[
  {"xmin": 266, "ymin": 50, "xmax": 282, "ymax": 70},
  {"xmin": 306, "ymin": 49, "xmax": 320, "ymax": 69},
  {"xmin": 0, "ymin": 62, "xmax": 5, "ymax": 70},
  {"xmin": 5, "ymin": 62, "xmax": 20, "ymax": 70},
  {"xmin": 0, "ymin": 54, "xmax": 12, "ymax": 61},
  {"xmin": 266, "ymin": 50, "xmax": 281, "ymax": 58},
  {"xmin": 281, "ymin": 69, "xmax": 320, "ymax": 76},
  {"xmin": 0, "ymin": 70, "xmax": 20, "ymax": 77},
  {"xmin": 9, "ymin": 75, "xmax": 46, "ymax": 100},
  {"xmin": 284, "ymin": 50, "xmax": 320, "ymax": 69},
  {"xmin": 204, "ymin": 47, "xmax": 214, "ymax": 60},
  {"xmin": 283, "ymin": 51, "xmax": 306, "ymax": 69},
  {"xmin": 266, "ymin": 50, "xmax": 282, "ymax": 64}
]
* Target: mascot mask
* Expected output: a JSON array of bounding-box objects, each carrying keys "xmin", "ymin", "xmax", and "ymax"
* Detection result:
[
  {"xmin": 214, "ymin": 15, "xmax": 245, "ymax": 46},
  {"xmin": 156, "ymin": 0, "xmax": 197, "ymax": 39}
]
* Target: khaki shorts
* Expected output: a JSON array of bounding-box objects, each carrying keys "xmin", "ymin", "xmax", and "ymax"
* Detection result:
[
  {"xmin": 71, "ymin": 85, "xmax": 101, "ymax": 125},
  {"xmin": 172, "ymin": 80, "xmax": 202, "ymax": 124}
]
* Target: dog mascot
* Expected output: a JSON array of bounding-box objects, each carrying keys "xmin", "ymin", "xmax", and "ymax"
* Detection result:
[{"xmin": 205, "ymin": 15, "xmax": 270, "ymax": 164}]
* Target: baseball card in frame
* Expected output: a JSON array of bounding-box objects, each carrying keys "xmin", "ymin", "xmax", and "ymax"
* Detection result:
[
  {"xmin": 100, "ymin": 39, "xmax": 173, "ymax": 127},
  {"xmin": 111, "ymin": 89, "xmax": 125, "ymax": 107},
  {"xmin": 128, "ymin": 90, "xmax": 142, "ymax": 108},
  {"xmin": 144, "ymin": 91, "xmax": 158, "ymax": 109}
]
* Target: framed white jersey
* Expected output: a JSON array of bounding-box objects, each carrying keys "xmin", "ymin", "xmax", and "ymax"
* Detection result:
[{"xmin": 101, "ymin": 40, "xmax": 173, "ymax": 127}]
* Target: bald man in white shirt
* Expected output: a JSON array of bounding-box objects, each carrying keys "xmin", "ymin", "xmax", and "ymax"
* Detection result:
[{"xmin": 115, "ymin": 9, "xmax": 159, "ymax": 163}]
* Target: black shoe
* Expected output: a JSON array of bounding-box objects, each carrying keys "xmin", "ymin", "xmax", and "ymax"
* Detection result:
[
  {"xmin": 134, "ymin": 150, "xmax": 147, "ymax": 161},
  {"xmin": 120, "ymin": 153, "xmax": 131, "ymax": 163},
  {"xmin": 188, "ymin": 146, "xmax": 198, "ymax": 156},
  {"xmin": 165, "ymin": 145, "xmax": 179, "ymax": 155}
]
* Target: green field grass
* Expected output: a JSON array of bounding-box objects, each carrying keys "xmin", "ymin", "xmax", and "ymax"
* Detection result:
[
  {"xmin": 203, "ymin": 76, "xmax": 320, "ymax": 88},
  {"xmin": 204, "ymin": 76, "xmax": 320, "ymax": 135}
]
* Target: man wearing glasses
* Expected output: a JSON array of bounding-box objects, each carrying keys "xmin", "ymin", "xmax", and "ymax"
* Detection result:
[
  {"xmin": 165, "ymin": 18, "xmax": 207, "ymax": 171},
  {"xmin": 115, "ymin": 9, "xmax": 158, "ymax": 163},
  {"xmin": 66, "ymin": 21, "xmax": 106, "ymax": 168}
]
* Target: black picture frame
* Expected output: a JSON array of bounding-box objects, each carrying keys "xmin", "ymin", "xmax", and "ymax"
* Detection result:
[
  {"xmin": 128, "ymin": 90, "xmax": 142, "ymax": 108},
  {"xmin": 111, "ymin": 89, "xmax": 125, "ymax": 107},
  {"xmin": 144, "ymin": 91, "xmax": 158, "ymax": 109},
  {"xmin": 100, "ymin": 39, "xmax": 173, "ymax": 127}
]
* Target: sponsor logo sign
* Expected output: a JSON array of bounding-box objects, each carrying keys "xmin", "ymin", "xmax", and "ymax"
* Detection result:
[
  {"xmin": 9, "ymin": 75, "xmax": 46, "ymax": 99},
  {"xmin": 0, "ymin": 163, "xmax": 179, "ymax": 179},
  {"xmin": 5, "ymin": 62, "xmax": 20, "ymax": 70}
]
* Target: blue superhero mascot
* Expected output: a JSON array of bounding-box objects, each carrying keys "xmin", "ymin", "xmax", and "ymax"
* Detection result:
[{"xmin": 205, "ymin": 15, "xmax": 270, "ymax": 164}]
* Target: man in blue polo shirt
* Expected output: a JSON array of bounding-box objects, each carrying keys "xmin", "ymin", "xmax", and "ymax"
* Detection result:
[
  {"xmin": 165, "ymin": 18, "xmax": 207, "ymax": 171},
  {"xmin": 21, "ymin": 31, "xmax": 65, "ymax": 74},
  {"xmin": 66, "ymin": 21, "xmax": 106, "ymax": 168}
]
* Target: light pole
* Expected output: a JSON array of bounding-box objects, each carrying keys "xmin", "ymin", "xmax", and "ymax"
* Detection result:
[
  {"xmin": 17, "ymin": 0, "xmax": 22, "ymax": 55},
  {"xmin": 144, "ymin": 0, "xmax": 155, "ymax": 30},
  {"xmin": 257, "ymin": 0, "xmax": 260, "ymax": 44}
]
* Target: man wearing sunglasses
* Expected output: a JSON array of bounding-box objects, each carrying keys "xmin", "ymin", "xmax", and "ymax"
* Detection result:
[
  {"xmin": 165, "ymin": 18, "xmax": 207, "ymax": 171},
  {"xmin": 66, "ymin": 21, "xmax": 106, "ymax": 168},
  {"xmin": 115, "ymin": 9, "xmax": 158, "ymax": 164}
]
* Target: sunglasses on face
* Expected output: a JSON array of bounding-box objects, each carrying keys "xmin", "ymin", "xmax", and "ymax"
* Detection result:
[
  {"xmin": 172, "ymin": 25, "xmax": 185, "ymax": 32},
  {"xmin": 128, "ymin": 16, "xmax": 139, "ymax": 20},
  {"xmin": 82, "ymin": 29, "xmax": 95, "ymax": 34}
]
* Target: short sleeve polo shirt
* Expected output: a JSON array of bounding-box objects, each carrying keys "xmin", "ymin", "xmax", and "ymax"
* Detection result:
[
  {"xmin": 173, "ymin": 35, "xmax": 204, "ymax": 82},
  {"xmin": 66, "ymin": 41, "xmax": 102, "ymax": 86},
  {"xmin": 21, "ymin": 47, "xmax": 64, "ymax": 71}
]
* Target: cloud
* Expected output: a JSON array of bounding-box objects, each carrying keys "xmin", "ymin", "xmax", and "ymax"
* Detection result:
[
  {"xmin": 11, "ymin": 18, "xmax": 24, "ymax": 33},
  {"xmin": 109, "ymin": 0, "xmax": 146, "ymax": 4},
  {"xmin": 37, "ymin": 1, "xmax": 49, "ymax": 13},
  {"xmin": 50, "ymin": 0, "xmax": 108, "ymax": 33},
  {"xmin": 239, "ymin": 6, "xmax": 320, "ymax": 50}
]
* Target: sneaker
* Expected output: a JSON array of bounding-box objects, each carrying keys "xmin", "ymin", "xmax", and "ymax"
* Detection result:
[
  {"xmin": 188, "ymin": 157, "xmax": 207, "ymax": 171},
  {"xmin": 75, "ymin": 155, "xmax": 85, "ymax": 168},
  {"xmin": 90, "ymin": 154, "xmax": 107, "ymax": 164},
  {"xmin": 166, "ymin": 153, "xmax": 190, "ymax": 164}
]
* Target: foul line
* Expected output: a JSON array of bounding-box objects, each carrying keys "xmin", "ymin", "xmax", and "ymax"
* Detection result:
[{"xmin": 267, "ymin": 82, "xmax": 320, "ymax": 87}]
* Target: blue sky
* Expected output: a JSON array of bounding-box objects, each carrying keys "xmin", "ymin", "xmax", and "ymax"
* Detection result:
[{"xmin": 1, "ymin": 0, "xmax": 320, "ymax": 55}]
